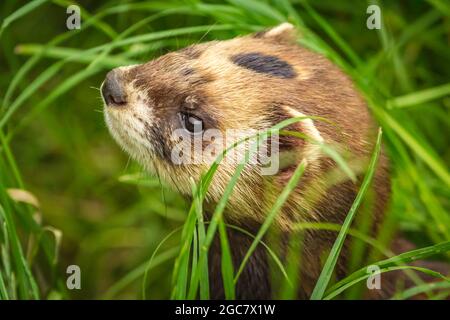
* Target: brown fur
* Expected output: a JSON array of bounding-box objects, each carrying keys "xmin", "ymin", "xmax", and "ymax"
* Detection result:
[{"xmin": 102, "ymin": 23, "xmax": 400, "ymax": 299}]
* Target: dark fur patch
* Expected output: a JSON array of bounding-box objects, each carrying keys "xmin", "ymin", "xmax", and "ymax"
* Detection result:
[
  {"xmin": 231, "ymin": 53, "xmax": 296, "ymax": 79},
  {"xmin": 181, "ymin": 68, "xmax": 195, "ymax": 76}
]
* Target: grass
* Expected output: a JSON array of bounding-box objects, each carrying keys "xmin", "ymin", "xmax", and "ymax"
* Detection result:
[
  {"xmin": 0, "ymin": 0, "xmax": 449, "ymax": 300},
  {"xmin": 310, "ymin": 128, "xmax": 383, "ymax": 300}
]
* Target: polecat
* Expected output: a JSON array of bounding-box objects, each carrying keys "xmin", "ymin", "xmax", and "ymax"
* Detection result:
[{"xmin": 101, "ymin": 23, "xmax": 393, "ymax": 299}]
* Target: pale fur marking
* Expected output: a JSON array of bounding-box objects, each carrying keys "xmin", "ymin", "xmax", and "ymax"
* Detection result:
[
  {"xmin": 265, "ymin": 22, "xmax": 294, "ymax": 38},
  {"xmin": 283, "ymin": 106, "xmax": 324, "ymax": 163}
]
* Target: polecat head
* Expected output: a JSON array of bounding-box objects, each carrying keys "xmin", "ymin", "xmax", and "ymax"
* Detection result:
[{"xmin": 102, "ymin": 23, "xmax": 376, "ymax": 226}]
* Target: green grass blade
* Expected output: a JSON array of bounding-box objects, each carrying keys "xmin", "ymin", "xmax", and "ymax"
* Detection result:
[
  {"xmin": 325, "ymin": 240, "xmax": 450, "ymax": 298},
  {"xmin": 226, "ymin": 224, "xmax": 291, "ymax": 285},
  {"xmin": 104, "ymin": 247, "xmax": 179, "ymax": 299},
  {"xmin": 0, "ymin": 269, "xmax": 9, "ymax": 299},
  {"xmin": 171, "ymin": 206, "xmax": 197, "ymax": 299},
  {"xmin": 226, "ymin": 0, "xmax": 286, "ymax": 24},
  {"xmin": 379, "ymin": 110, "xmax": 450, "ymax": 186},
  {"xmin": 310, "ymin": 128, "xmax": 383, "ymax": 300},
  {"xmin": 279, "ymin": 129, "xmax": 356, "ymax": 182},
  {"xmin": 299, "ymin": 1, "xmax": 361, "ymax": 67},
  {"xmin": 392, "ymin": 280, "xmax": 450, "ymax": 300},
  {"xmin": 218, "ymin": 220, "xmax": 235, "ymax": 299},
  {"xmin": 186, "ymin": 158, "xmax": 249, "ymax": 299},
  {"xmin": 15, "ymin": 44, "xmax": 138, "ymax": 67},
  {"xmin": 234, "ymin": 160, "xmax": 307, "ymax": 283},
  {"xmin": 387, "ymin": 83, "xmax": 450, "ymax": 108},
  {"xmin": 185, "ymin": 116, "xmax": 318, "ymax": 298},
  {"xmin": 0, "ymin": 0, "xmax": 48, "ymax": 39},
  {"xmin": 191, "ymin": 181, "xmax": 210, "ymax": 300},
  {"xmin": 325, "ymin": 265, "xmax": 449, "ymax": 300},
  {"xmin": 1, "ymin": 24, "xmax": 237, "ymax": 132},
  {"xmin": 142, "ymin": 227, "xmax": 182, "ymax": 300}
]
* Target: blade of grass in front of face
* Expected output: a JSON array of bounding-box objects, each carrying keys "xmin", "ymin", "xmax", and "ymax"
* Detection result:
[
  {"xmin": 310, "ymin": 128, "xmax": 383, "ymax": 300},
  {"xmin": 186, "ymin": 116, "xmax": 316, "ymax": 298},
  {"xmin": 280, "ymin": 130, "xmax": 356, "ymax": 182},
  {"xmin": 172, "ymin": 158, "xmax": 224, "ymax": 299},
  {"xmin": 234, "ymin": 160, "xmax": 307, "ymax": 284},
  {"xmin": 171, "ymin": 161, "xmax": 223, "ymax": 300},
  {"xmin": 186, "ymin": 124, "xmax": 283, "ymax": 299},
  {"xmin": 226, "ymin": 224, "xmax": 290, "ymax": 285},
  {"xmin": 186, "ymin": 158, "xmax": 250, "ymax": 299},
  {"xmin": 184, "ymin": 138, "xmax": 254, "ymax": 299}
]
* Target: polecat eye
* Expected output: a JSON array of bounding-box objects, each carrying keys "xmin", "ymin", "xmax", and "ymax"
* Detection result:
[{"xmin": 179, "ymin": 112, "xmax": 204, "ymax": 134}]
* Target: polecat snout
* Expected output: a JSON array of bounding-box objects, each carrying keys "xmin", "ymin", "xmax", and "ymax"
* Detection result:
[{"xmin": 102, "ymin": 23, "xmax": 391, "ymax": 299}]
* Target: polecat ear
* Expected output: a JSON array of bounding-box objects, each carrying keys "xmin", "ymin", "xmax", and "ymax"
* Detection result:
[{"xmin": 253, "ymin": 23, "xmax": 297, "ymax": 44}]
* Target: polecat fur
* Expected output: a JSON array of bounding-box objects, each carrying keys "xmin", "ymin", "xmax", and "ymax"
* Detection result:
[{"xmin": 101, "ymin": 23, "xmax": 405, "ymax": 299}]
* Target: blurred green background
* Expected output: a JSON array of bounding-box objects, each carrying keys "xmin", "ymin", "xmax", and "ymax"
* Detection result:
[{"xmin": 0, "ymin": 0, "xmax": 449, "ymax": 299}]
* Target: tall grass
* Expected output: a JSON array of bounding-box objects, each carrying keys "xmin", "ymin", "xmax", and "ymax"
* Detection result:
[{"xmin": 0, "ymin": 0, "xmax": 448, "ymax": 299}]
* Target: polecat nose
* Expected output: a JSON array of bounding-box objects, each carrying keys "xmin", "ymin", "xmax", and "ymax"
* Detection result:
[{"xmin": 101, "ymin": 70, "xmax": 127, "ymax": 106}]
